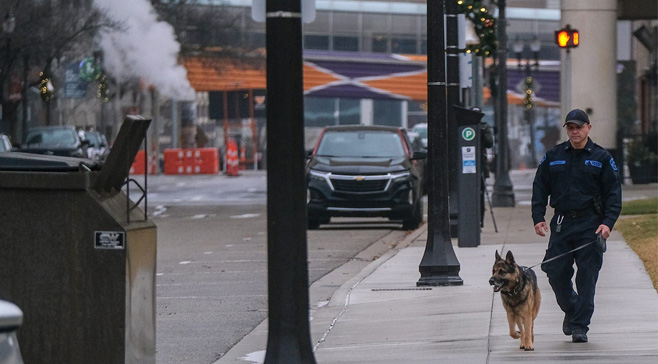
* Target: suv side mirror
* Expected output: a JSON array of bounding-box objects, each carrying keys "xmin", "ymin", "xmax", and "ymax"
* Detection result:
[{"xmin": 411, "ymin": 150, "xmax": 427, "ymax": 160}]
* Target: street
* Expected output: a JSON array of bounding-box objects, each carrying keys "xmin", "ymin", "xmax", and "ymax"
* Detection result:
[{"xmin": 142, "ymin": 171, "xmax": 412, "ymax": 364}]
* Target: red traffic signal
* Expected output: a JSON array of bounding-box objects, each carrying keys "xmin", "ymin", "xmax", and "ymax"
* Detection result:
[{"xmin": 555, "ymin": 25, "xmax": 579, "ymax": 48}]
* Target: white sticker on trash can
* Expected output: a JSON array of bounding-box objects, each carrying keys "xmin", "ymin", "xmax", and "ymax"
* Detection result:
[{"xmin": 95, "ymin": 231, "xmax": 125, "ymax": 250}]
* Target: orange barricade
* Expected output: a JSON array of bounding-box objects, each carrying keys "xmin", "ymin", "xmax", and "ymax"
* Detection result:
[
  {"xmin": 130, "ymin": 150, "xmax": 157, "ymax": 175},
  {"xmin": 163, "ymin": 148, "xmax": 219, "ymax": 175},
  {"xmin": 225, "ymin": 140, "xmax": 239, "ymax": 176}
]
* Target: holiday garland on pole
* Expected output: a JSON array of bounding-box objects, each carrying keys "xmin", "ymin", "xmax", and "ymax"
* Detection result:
[
  {"xmin": 523, "ymin": 76, "xmax": 534, "ymax": 109},
  {"xmin": 38, "ymin": 72, "xmax": 55, "ymax": 102},
  {"xmin": 457, "ymin": 0, "xmax": 497, "ymax": 57}
]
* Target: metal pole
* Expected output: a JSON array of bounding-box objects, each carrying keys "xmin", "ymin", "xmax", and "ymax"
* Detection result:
[
  {"xmin": 171, "ymin": 99, "xmax": 178, "ymax": 149},
  {"xmin": 491, "ymin": 0, "xmax": 515, "ymax": 207},
  {"xmin": 263, "ymin": 0, "xmax": 316, "ymax": 361},
  {"xmin": 417, "ymin": 0, "xmax": 463, "ymax": 287},
  {"xmin": 446, "ymin": 0, "xmax": 461, "ymax": 236}
]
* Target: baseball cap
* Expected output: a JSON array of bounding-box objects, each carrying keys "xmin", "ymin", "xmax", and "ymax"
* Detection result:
[{"xmin": 563, "ymin": 109, "xmax": 590, "ymax": 126}]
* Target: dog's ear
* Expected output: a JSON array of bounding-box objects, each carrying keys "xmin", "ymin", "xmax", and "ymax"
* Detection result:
[
  {"xmin": 505, "ymin": 250, "xmax": 516, "ymax": 264},
  {"xmin": 495, "ymin": 250, "xmax": 502, "ymax": 261}
]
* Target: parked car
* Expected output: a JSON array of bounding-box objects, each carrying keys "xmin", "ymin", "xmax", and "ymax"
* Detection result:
[
  {"xmin": 0, "ymin": 300, "xmax": 24, "ymax": 364},
  {"xmin": 21, "ymin": 126, "xmax": 89, "ymax": 158},
  {"xmin": 0, "ymin": 134, "xmax": 12, "ymax": 153},
  {"xmin": 410, "ymin": 122, "xmax": 428, "ymax": 149},
  {"xmin": 306, "ymin": 125, "xmax": 426, "ymax": 230},
  {"xmin": 83, "ymin": 130, "xmax": 110, "ymax": 161}
]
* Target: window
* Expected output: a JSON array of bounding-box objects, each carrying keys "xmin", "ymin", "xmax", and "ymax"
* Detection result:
[
  {"xmin": 392, "ymin": 38, "xmax": 417, "ymax": 54},
  {"xmin": 372, "ymin": 35, "xmax": 388, "ymax": 53},
  {"xmin": 334, "ymin": 36, "xmax": 358, "ymax": 51},
  {"xmin": 338, "ymin": 99, "xmax": 360, "ymax": 125},
  {"xmin": 363, "ymin": 13, "xmax": 388, "ymax": 53},
  {"xmin": 373, "ymin": 99, "xmax": 402, "ymax": 127},
  {"xmin": 305, "ymin": 97, "xmax": 336, "ymax": 127},
  {"xmin": 305, "ymin": 35, "xmax": 330, "ymax": 50}
]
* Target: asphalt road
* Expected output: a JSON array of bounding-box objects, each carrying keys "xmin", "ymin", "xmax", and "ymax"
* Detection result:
[{"xmin": 141, "ymin": 171, "xmax": 411, "ymax": 364}]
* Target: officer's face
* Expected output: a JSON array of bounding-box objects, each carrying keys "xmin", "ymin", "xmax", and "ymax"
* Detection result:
[{"xmin": 565, "ymin": 123, "xmax": 591, "ymax": 148}]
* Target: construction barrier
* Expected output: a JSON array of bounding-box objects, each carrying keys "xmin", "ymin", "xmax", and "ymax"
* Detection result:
[
  {"xmin": 163, "ymin": 148, "xmax": 220, "ymax": 175},
  {"xmin": 225, "ymin": 139, "xmax": 239, "ymax": 176},
  {"xmin": 130, "ymin": 150, "xmax": 157, "ymax": 175}
]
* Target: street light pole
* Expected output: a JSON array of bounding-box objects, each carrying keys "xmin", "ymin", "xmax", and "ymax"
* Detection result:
[
  {"xmin": 491, "ymin": 0, "xmax": 515, "ymax": 207},
  {"xmin": 417, "ymin": 0, "xmax": 463, "ymax": 287},
  {"xmin": 263, "ymin": 0, "xmax": 316, "ymax": 361}
]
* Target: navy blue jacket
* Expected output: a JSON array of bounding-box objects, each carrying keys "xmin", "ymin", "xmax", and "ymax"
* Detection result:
[{"xmin": 531, "ymin": 138, "xmax": 622, "ymax": 230}]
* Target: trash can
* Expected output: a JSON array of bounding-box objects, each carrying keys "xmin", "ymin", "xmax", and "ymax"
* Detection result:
[{"xmin": 0, "ymin": 116, "xmax": 156, "ymax": 364}]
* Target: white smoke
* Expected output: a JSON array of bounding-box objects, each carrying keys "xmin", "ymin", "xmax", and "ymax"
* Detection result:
[{"xmin": 93, "ymin": 0, "xmax": 195, "ymax": 101}]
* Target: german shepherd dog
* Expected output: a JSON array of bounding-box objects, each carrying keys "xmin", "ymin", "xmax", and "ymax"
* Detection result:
[{"xmin": 489, "ymin": 250, "xmax": 541, "ymax": 351}]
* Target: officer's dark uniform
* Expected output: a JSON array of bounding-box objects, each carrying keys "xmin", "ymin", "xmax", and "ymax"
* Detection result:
[{"xmin": 531, "ymin": 137, "xmax": 621, "ymax": 336}]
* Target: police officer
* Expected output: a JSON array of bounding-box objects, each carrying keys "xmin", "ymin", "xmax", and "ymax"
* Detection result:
[{"xmin": 531, "ymin": 109, "xmax": 622, "ymax": 343}]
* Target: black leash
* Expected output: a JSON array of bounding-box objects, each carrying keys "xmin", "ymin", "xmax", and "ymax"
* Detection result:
[{"xmin": 524, "ymin": 237, "xmax": 601, "ymax": 271}]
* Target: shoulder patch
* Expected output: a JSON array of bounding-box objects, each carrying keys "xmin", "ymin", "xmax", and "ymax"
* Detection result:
[
  {"xmin": 539, "ymin": 155, "xmax": 546, "ymax": 165},
  {"xmin": 585, "ymin": 160, "xmax": 602, "ymax": 168},
  {"xmin": 610, "ymin": 158, "xmax": 618, "ymax": 171}
]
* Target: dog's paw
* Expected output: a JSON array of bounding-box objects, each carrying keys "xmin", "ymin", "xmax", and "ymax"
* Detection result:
[
  {"xmin": 524, "ymin": 347, "xmax": 534, "ymax": 351},
  {"xmin": 510, "ymin": 331, "xmax": 521, "ymax": 339}
]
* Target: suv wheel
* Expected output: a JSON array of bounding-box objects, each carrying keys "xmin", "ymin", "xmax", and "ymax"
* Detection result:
[{"xmin": 402, "ymin": 197, "xmax": 423, "ymax": 230}]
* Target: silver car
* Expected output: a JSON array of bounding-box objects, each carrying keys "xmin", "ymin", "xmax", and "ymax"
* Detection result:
[{"xmin": 0, "ymin": 300, "xmax": 24, "ymax": 364}]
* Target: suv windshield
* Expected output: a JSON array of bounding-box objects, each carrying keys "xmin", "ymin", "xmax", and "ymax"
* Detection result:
[
  {"xmin": 316, "ymin": 131, "xmax": 405, "ymax": 158},
  {"xmin": 26, "ymin": 129, "xmax": 78, "ymax": 147}
]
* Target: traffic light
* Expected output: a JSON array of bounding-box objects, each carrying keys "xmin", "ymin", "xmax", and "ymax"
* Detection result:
[{"xmin": 555, "ymin": 25, "xmax": 579, "ymax": 49}]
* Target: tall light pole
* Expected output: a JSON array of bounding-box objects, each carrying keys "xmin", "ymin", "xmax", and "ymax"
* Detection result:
[{"xmin": 491, "ymin": 0, "xmax": 515, "ymax": 207}]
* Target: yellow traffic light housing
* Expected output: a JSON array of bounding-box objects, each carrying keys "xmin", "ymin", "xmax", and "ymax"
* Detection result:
[{"xmin": 555, "ymin": 24, "xmax": 579, "ymax": 49}]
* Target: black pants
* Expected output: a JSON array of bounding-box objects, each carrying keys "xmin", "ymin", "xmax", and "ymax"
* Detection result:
[{"xmin": 541, "ymin": 212, "xmax": 603, "ymax": 334}]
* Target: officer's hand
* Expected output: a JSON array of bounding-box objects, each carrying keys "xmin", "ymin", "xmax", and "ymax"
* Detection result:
[
  {"xmin": 595, "ymin": 224, "xmax": 611, "ymax": 239},
  {"xmin": 535, "ymin": 222, "xmax": 548, "ymax": 237}
]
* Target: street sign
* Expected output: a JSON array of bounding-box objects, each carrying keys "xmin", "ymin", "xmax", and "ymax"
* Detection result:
[
  {"xmin": 79, "ymin": 57, "xmax": 101, "ymax": 81},
  {"xmin": 65, "ymin": 63, "xmax": 87, "ymax": 99},
  {"xmin": 462, "ymin": 127, "xmax": 476, "ymax": 141}
]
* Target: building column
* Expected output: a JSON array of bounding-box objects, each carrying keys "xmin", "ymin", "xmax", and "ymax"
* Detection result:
[
  {"xmin": 561, "ymin": 0, "xmax": 617, "ymax": 148},
  {"xmin": 360, "ymin": 99, "xmax": 373, "ymax": 125}
]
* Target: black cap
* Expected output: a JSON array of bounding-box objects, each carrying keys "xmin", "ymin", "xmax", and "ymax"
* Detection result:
[{"xmin": 564, "ymin": 109, "xmax": 590, "ymax": 126}]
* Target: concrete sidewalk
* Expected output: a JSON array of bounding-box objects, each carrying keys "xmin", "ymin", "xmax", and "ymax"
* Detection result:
[{"xmin": 216, "ymin": 182, "xmax": 658, "ymax": 363}]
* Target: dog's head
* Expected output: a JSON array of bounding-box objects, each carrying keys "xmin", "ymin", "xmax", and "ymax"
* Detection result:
[{"xmin": 489, "ymin": 250, "xmax": 519, "ymax": 293}]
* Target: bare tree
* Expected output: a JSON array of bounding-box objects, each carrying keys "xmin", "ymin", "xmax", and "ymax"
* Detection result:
[
  {"xmin": 0, "ymin": 0, "xmax": 118, "ymax": 140},
  {"xmin": 152, "ymin": 0, "xmax": 265, "ymax": 70}
]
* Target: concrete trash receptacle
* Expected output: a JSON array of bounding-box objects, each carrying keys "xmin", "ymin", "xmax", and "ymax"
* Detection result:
[{"xmin": 0, "ymin": 116, "xmax": 156, "ymax": 364}]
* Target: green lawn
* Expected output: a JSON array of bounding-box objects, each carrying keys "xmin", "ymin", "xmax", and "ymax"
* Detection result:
[{"xmin": 616, "ymin": 198, "xmax": 658, "ymax": 290}]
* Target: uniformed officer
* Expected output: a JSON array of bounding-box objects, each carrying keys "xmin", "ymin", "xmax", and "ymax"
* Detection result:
[{"xmin": 531, "ymin": 109, "xmax": 622, "ymax": 343}]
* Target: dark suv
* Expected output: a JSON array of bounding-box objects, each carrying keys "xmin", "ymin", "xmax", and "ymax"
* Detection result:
[
  {"xmin": 306, "ymin": 125, "xmax": 426, "ymax": 230},
  {"xmin": 21, "ymin": 126, "xmax": 88, "ymax": 158}
]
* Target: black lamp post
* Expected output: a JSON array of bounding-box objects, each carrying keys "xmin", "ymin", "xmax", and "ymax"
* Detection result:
[
  {"xmin": 1, "ymin": 10, "xmax": 15, "ymax": 138},
  {"xmin": 513, "ymin": 37, "xmax": 541, "ymax": 168}
]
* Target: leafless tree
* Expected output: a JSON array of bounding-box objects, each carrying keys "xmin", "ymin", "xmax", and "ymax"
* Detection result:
[
  {"xmin": 0, "ymin": 0, "xmax": 118, "ymax": 140},
  {"xmin": 152, "ymin": 0, "xmax": 265, "ymax": 70}
]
